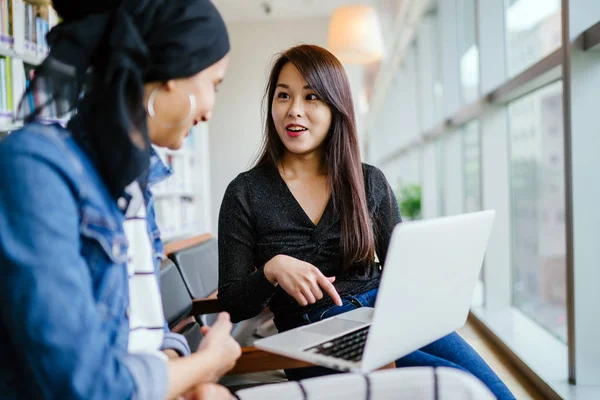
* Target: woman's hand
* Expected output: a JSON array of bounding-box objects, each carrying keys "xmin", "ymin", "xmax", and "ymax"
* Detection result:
[
  {"xmin": 264, "ymin": 255, "xmax": 343, "ymax": 307},
  {"xmin": 179, "ymin": 383, "xmax": 233, "ymax": 400},
  {"xmin": 163, "ymin": 349, "xmax": 180, "ymax": 359},
  {"xmin": 166, "ymin": 313, "xmax": 241, "ymax": 399},
  {"xmin": 196, "ymin": 312, "xmax": 242, "ymax": 381}
]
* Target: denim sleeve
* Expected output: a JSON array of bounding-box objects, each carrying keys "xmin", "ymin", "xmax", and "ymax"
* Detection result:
[
  {"xmin": 144, "ymin": 191, "xmax": 192, "ymax": 356},
  {"xmin": 0, "ymin": 145, "xmax": 167, "ymax": 399},
  {"xmin": 122, "ymin": 354, "xmax": 168, "ymax": 399},
  {"xmin": 145, "ymin": 191, "xmax": 166, "ymax": 261},
  {"xmin": 161, "ymin": 331, "xmax": 192, "ymax": 356}
]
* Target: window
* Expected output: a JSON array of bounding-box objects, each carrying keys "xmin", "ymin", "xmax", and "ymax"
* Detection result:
[
  {"xmin": 462, "ymin": 120, "xmax": 484, "ymax": 306},
  {"xmin": 505, "ymin": 0, "xmax": 561, "ymax": 77},
  {"xmin": 463, "ymin": 120, "xmax": 481, "ymax": 213},
  {"xmin": 508, "ymin": 81, "xmax": 567, "ymax": 342},
  {"xmin": 417, "ymin": 6, "xmax": 444, "ymax": 129},
  {"xmin": 436, "ymin": 139, "xmax": 445, "ymax": 216},
  {"xmin": 433, "ymin": 8, "xmax": 444, "ymax": 123},
  {"xmin": 457, "ymin": 0, "xmax": 480, "ymax": 104},
  {"xmin": 366, "ymin": 0, "xmax": 600, "ymax": 394}
]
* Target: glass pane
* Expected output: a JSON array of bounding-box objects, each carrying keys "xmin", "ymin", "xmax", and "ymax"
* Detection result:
[
  {"xmin": 463, "ymin": 120, "xmax": 481, "ymax": 213},
  {"xmin": 433, "ymin": 7, "xmax": 444, "ymax": 122},
  {"xmin": 436, "ymin": 139, "xmax": 445, "ymax": 217},
  {"xmin": 508, "ymin": 81, "xmax": 567, "ymax": 342},
  {"xmin": 457, "ymin": 0, "xmax": 479, "ymax": 105},
  {"xmin": 389, "ymin": 154, "xmax": 422, "ymax": 221},
  {"xmin": 505, "ymin": 0, "xmax": 562, "ymax": 77},
  {"xmin": 462, "ymin": 120, "xmax": 484, "ymax": 307}
]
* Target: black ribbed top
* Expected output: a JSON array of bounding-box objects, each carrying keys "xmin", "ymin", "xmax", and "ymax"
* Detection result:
[{"xmin": 217, "ymin": 163, "xmax": 401, "ymax": 323}]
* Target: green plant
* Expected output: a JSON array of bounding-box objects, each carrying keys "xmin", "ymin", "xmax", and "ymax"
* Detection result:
[{"xmin": 397, "ymin": 184, "xmax": 422, "ymax": 220}]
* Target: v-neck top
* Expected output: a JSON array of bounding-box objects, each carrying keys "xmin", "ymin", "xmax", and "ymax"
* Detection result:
[
  {"xmin": 217, "ymin": 163, "xmax": 402, "ymax": 323},
  {"xmin": 279, "ymin": 174, "xmax": 332, "ymax": 228}
]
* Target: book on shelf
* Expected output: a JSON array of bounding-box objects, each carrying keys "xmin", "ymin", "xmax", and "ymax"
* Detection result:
[
  {"xmin": 0, "ymin": 0, "xmax": 55, "ymax": 56},
  {"xmin": 0, "ymin": 0, "xmax": 59, "ymax": 131},
  {"xmin": 0, "ymin": 58, "xmax": 6, "ymax": 112},
  {"xmin": 0, "ymin": 55, "xmax": 13, "ymax": 120},
  {"xmin": 0, "ymin": 54, "xmax": 57, "ymax": 128},
  {"xmin": 6, "ymin": 53, "xmax": 12, "ymax": 110}
]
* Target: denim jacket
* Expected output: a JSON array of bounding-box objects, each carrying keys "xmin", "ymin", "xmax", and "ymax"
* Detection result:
[{"xmin": 0, "ymin": 123, "xmax": 190, "ymax": 399}]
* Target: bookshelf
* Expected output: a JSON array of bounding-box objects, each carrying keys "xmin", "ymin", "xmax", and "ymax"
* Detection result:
[
  {"xmin": 152, "ymin": 122, "xmax": 212, "ymax": 242},
  {"xmin": 0, "ymin": 0, "xmax": 59, "ymax": 133}
]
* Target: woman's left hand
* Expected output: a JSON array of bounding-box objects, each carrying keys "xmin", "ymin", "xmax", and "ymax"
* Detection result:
[
  {"xmin": 163, "ymin": 349, "xmax": 180, "ymax": 359},
  {"xmin": 178, "ymin": 383, "xmax": 234, "ymax": 400}
]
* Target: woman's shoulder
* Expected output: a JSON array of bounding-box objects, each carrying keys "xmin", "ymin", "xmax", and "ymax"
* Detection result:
[
  {"xmin": 221, "ymin": 164, "xmax": 277, "ymax": 218},
  {"xmin": 2, "ymin": 123, "xmax": 64, "ymax": 153},
  {"xmin": 0, "ymin": 123, "xmax": 78, "ymax": 173},
  {"xmin": 361, "ymin": 163, "xmax": 393, "ymax": 211},
  {"xmin": 361, "ymin": 163, "xmax": 388, "ymax": 188},
  {"xmin": 0, "ymin": 123, "xmax": 108, "ymax": 204},
  {"xmin": 225, "ymin": 163, "xmax": 276, "ymax": 193}
]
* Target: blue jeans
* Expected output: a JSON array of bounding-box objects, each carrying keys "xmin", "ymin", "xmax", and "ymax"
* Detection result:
[{"xmin": 273, "ymin": 288, "xmax": 515, "ymax": 400}]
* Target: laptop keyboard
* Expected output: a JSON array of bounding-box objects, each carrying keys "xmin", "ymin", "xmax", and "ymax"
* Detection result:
[{"xmin": 305, "ymin": 326, "xmax": 370, "ymax": 362}]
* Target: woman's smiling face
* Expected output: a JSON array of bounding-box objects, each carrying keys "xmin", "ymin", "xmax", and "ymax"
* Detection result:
[{"xmin": 271, "ymin": 62, "xmax": 332, "ymax": 156}]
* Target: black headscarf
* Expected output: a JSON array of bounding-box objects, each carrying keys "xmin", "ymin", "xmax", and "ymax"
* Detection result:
[{"xmin": 17, "ymin": 0, "xmax": 230, "ymax": 197}]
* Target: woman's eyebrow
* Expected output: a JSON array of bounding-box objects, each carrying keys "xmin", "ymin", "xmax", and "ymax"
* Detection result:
[{"xmin": 275, "ymin": 83, "xmax": 312, "ymax": 90}]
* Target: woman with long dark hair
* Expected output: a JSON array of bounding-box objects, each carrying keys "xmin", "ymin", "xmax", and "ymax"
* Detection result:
[
  {"xmin": 0, "ymin": 1, "xmax": 240, "ymax": 399},
  {"xmin": 218, "ymin": 44, "xmax": 514, "ymax": 399}
]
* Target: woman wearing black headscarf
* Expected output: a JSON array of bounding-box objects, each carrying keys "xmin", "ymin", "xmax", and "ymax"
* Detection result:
[{"xmin": 0, "ymin": 1, "xmax": 237, "ymax": 399}]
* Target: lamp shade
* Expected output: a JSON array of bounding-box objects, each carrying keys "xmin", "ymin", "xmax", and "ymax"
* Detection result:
[{"xmin": 327, "ymin": 5, "xmax": 385, "ymax": 64}]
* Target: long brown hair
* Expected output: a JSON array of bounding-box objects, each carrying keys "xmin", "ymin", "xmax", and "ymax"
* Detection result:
[{"xmin": 255, "ymin": 44, "xmax": 375, "ymax": 274}]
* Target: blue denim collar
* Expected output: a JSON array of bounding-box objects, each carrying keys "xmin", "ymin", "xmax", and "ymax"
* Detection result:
[{"xmin": 148, "ymin": 147, "xmax": 173, "ymax": 187}]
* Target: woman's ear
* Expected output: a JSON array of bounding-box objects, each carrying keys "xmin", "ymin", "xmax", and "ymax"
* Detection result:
[{"xmin": 164, "ymin": 79, "xmax": 177, "ymax": 92}]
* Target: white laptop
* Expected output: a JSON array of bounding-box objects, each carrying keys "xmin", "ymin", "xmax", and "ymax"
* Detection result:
[{"xmin": 254, "ymin": 210, "xmax": 495, "ymax": 373}]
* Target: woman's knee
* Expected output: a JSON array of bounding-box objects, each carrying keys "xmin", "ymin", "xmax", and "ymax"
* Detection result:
[{"xmin": 395, "ymin": 350, "xmax": 468, "ymax": 372}]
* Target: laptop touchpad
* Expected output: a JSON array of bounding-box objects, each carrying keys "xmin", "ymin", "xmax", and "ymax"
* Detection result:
[{"xmin": 302, "ymin": 318, "xmax": 365, "ymax": 336}]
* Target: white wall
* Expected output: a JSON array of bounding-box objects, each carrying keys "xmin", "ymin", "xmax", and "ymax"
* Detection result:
[{"xmin": 208, "ymin": 18, "xmax": 330, "ymax": 234}]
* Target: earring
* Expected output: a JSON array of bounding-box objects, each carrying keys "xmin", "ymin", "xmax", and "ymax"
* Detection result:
[{"xmin": 147, "ymin": 86, "xmax": 197, "ymax": 128}]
